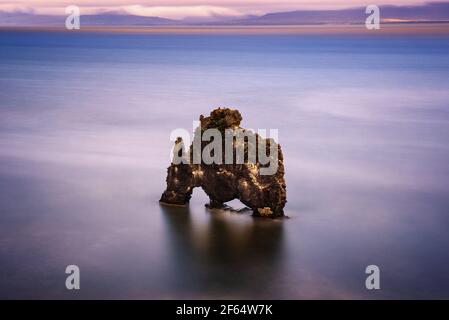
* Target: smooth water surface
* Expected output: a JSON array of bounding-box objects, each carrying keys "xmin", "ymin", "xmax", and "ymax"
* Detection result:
[{"xmin": 1, "ymin": 30, "xmax": 449, "ymax": 298}]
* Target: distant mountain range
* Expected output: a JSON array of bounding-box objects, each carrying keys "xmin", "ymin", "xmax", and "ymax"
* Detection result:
[
  {"xmin": 229, "ymin": 3, "xmax": 449, "ymax": 25},
  {"xmin": 0, "ymin": 12, "xmax": 175, "ymax": 26},
  {"xmin": 1, "ymin": 2, "xmax": 449, "ymax": 26}
]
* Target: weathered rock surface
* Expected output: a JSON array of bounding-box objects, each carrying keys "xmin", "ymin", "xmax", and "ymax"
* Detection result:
[{"xmin": 160, "ymin": 107, "xmax": 287, "ymax": 217}]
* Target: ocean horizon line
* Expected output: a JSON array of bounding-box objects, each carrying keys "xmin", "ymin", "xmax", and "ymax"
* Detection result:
[{"xmin": 2, "ymin": 22, "xmax": 449, "ymax": 35}]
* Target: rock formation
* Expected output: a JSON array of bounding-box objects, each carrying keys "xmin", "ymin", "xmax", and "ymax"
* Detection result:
[{"xmin": 160, "ymin": 107, "xmax": 286, "ymax": 217}]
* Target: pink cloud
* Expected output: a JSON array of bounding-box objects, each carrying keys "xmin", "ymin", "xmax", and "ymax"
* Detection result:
[{"xmin": 0, "ymin": 1, "xmax": 444, "ymax": 19}]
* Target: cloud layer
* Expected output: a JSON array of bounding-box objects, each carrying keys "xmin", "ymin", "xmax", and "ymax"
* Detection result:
[{"xmin": 0, "ymin": 0, "xmax": 440, "ymax": 19}]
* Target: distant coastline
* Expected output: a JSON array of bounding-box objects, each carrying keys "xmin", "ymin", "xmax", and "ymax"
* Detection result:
[
  {"xmin": 2, "ymin": 3, "xmax": 449, "ymax": 30},
  {"xmin": 1, "ymin": 22, "xmax": 449, "ymax": 35}
]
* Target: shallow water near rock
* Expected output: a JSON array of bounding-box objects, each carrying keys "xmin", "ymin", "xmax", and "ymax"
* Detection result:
[{"xmin": 1, "ymin": 30, "xmax": 449, "ymax": 298}]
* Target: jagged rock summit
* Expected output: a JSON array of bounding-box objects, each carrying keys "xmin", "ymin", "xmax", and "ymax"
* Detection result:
[{"xmin": 160, "ymin": 107, "xmax": 287, "ymax": 217}]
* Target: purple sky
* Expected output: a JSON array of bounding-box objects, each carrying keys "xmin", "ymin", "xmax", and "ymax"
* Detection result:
[{"xmin": 0, "ymin": 1, "xmax": 445, "ymax": 19}]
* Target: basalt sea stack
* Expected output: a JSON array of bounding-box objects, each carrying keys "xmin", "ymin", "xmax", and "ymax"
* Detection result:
[{"xmin": 160, "ymin": 108, "xmax": 286, "ymax": 217}]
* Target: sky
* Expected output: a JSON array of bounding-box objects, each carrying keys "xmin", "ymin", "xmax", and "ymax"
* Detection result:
[{"xmin": 0, "ymin": 1, "xmax": 445, "ymax": 19}]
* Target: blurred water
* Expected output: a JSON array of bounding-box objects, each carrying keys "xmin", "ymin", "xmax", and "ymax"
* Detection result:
[{"xmin": 1, "ymin": 30, "xmax": 449, "ymax": 299}]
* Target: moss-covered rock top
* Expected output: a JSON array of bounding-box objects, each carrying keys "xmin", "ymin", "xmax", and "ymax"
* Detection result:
[{"xmin": 200, "ymin": 107, "xmax": 242, "ymax": 131}]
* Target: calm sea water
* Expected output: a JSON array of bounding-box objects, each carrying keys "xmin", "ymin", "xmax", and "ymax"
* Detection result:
[{"xmin": 1, "ymin": 30, "xmax": 449, "ymax": 299}]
